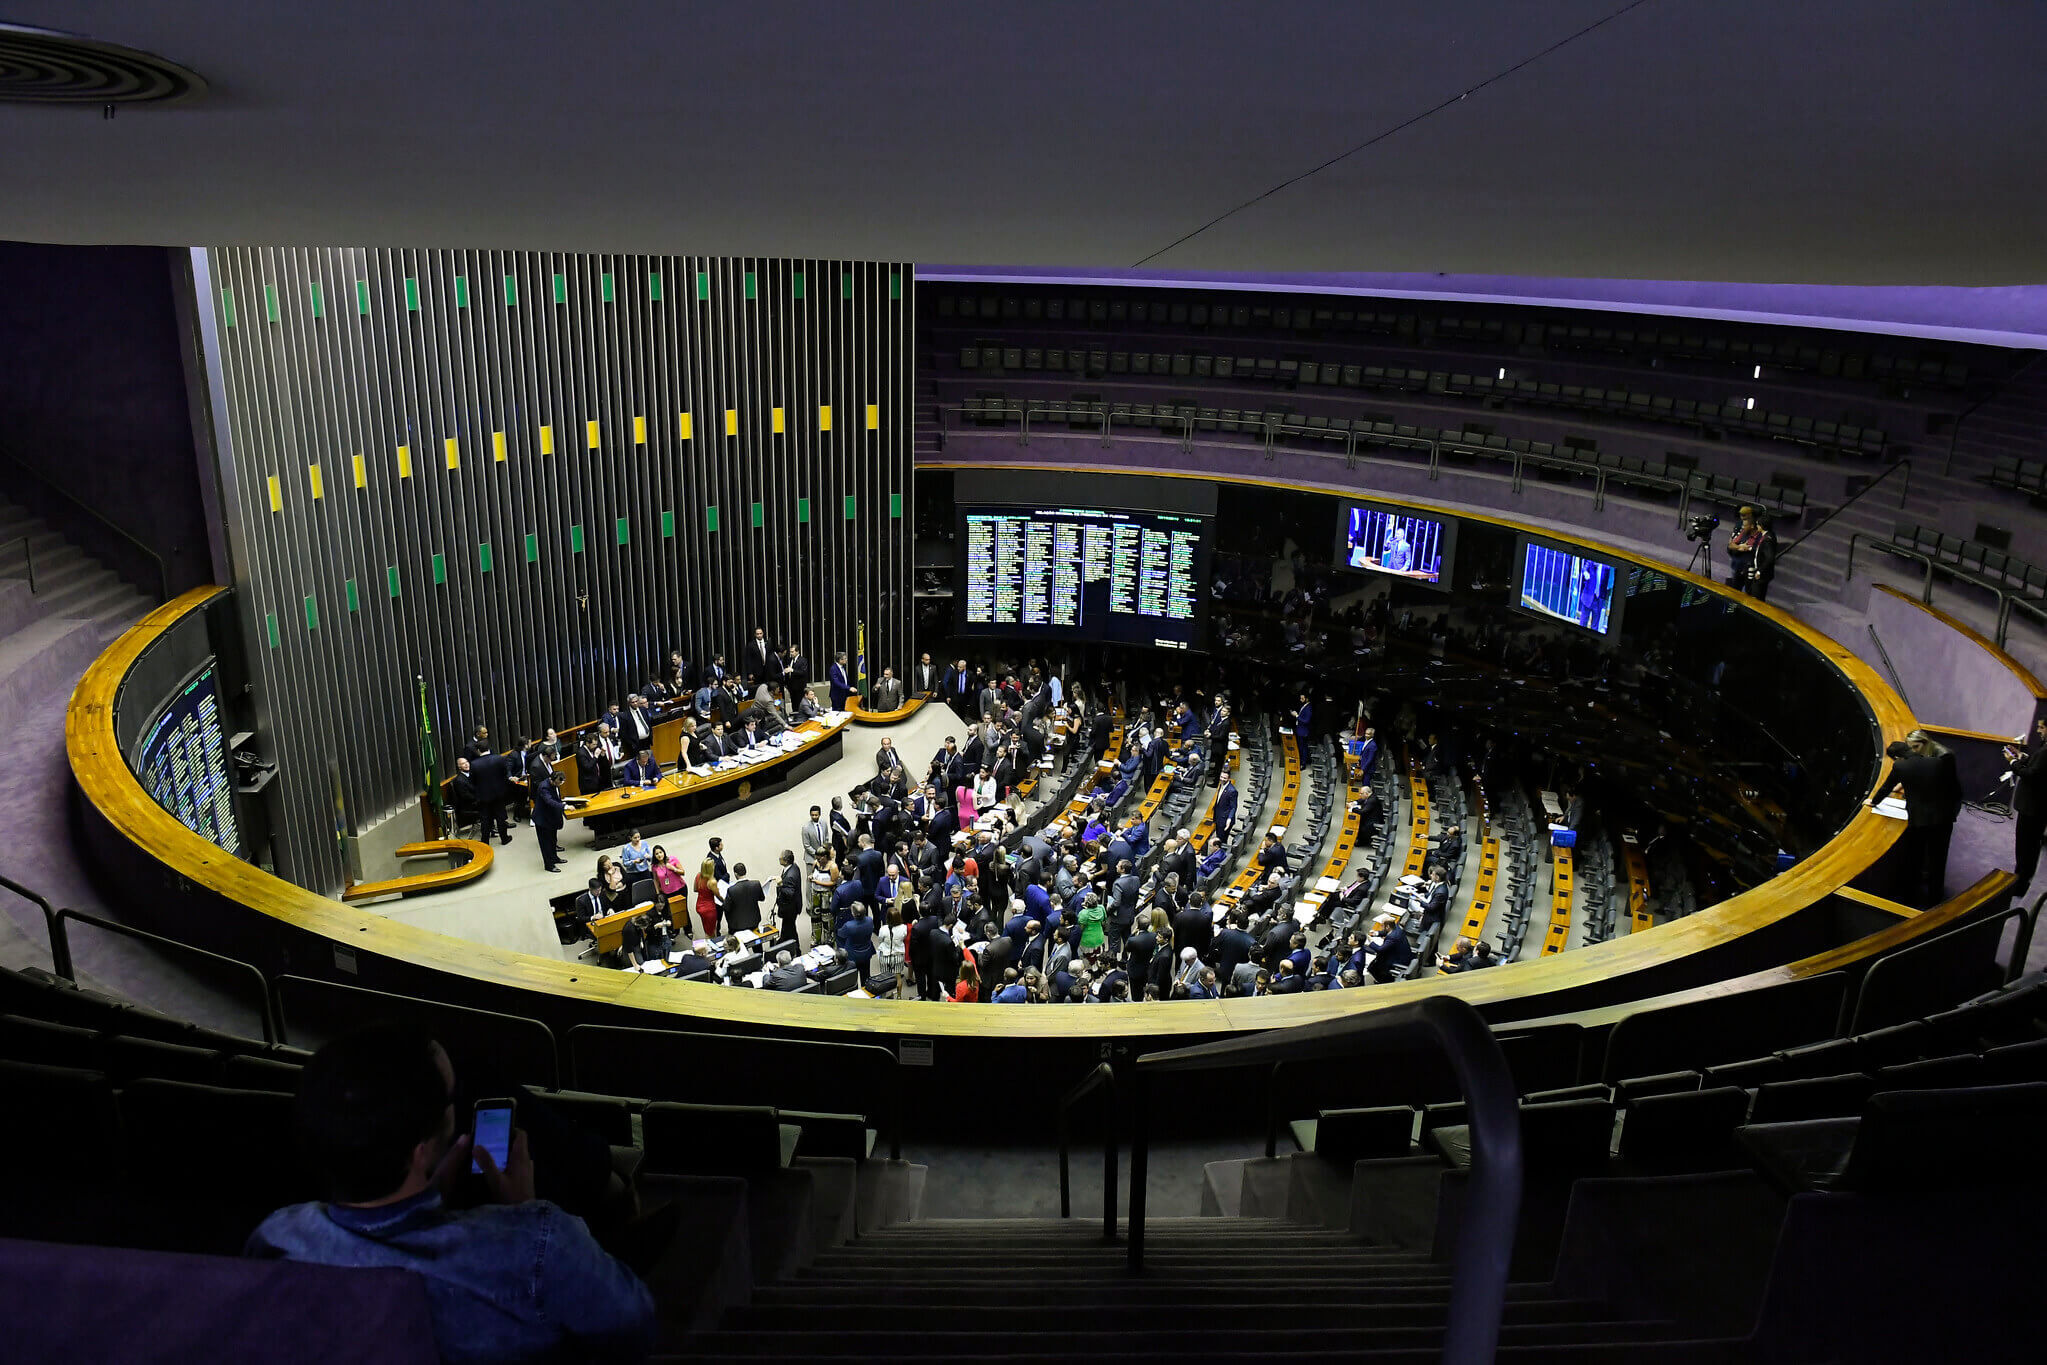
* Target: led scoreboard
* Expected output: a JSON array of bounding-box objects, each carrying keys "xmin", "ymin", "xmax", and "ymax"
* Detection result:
[
  {"xmin": 131, "ymin": 660, "xmax": 243, "ymax": 858},
  {"xmin": 958, "ymin": 503, "xmax": 1211, "ymax": 649}
]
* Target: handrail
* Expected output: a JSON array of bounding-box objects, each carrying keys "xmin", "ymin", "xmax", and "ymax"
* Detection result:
[
  {"xmin": 0, "ymin": 873, "xmax": 70, "ymax": 980},
  {"xmin": 1780, "ymin": 458, "xmax": 1911, "ymax": 561},
  {"xmin": 1055, "ymin": 1061, "xmax": 1119, "ymax": 1240},
  {"xmin": 51, "ymin": 907, "xmax": 276, "ymax": 1043},
  {"xmin": 1865, "ymin": 625, "xmax": 1913, "ymax": 711},
  {"xmin": 0, "ymin": 445, "xmax": 169, "ymax": 602},
  {"xmin": 1126, "ymin": 995, "xmax": 1519, "ymax": 1364},
  {"xmin": 1943, "ymin": 353, "xmax": 2040, "ymax": 477},
  {"xmin": 4, "ymin": 534, "xmax": 34, "ymax": 594},
  {"xmin": 1843, "ymin": 532, "xmax": 1938, "ymax": 604}
]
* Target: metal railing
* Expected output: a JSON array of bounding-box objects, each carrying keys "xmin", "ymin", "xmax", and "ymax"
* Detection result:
[
  {"xmin": 4, "ymin": 534, "xmax": 34, "ymax": 593},
  {"xmin": 1865, "ymin": 625, "xmax": 1913, "ymax": 710},
  {"xmin": 0, "ymin": 445, "xmax": 169, "ymax": 601},
  {"xmin": 1842, "ymin": 531, "xmax": 2046, "ymax": 647},
  {"xmin": 52, "ymin": 908, "xmax": 277, "ymax": 1043},
  {"xmin": 1943, "ymin": 353, "xmax": 2039, "ymax": 477},
  {"xmin": 1055, "ymin": 1061, "xmax": 1119, "ymax": 1239},
  {"xmin": 1779, "ymin": 458, "xmax": 1911, "ymax": 562},
  {"xmin": 1125, "ymin": 996, "xmax": 1520, "ymax": 1363},
  {"xmin": 1, "ymin": 873, "xmax": 69, "ymax": 979}
]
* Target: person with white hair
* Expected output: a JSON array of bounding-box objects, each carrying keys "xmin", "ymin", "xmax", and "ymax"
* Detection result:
[
  {"xmin": 765, "ymin": 949, "xmax": 808, "ymax": 991},
  {"xmin": 1172, "ymin": 945, "xmax": 1204, "ymax": 994}
]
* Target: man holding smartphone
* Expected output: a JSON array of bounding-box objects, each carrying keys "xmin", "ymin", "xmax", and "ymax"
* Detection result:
[{"xmin": 247, "ymin": 1025, "xmax": 657, "ymax": 1363}]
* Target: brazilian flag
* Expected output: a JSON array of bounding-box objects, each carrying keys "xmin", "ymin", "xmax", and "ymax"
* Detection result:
[
  {"xmin": 417, "ymin": 675, "xmax": 442, "ymax": 832},
  {"xmin": 855, "ymin": 621, "xmax": 869, "ymax": 701}
]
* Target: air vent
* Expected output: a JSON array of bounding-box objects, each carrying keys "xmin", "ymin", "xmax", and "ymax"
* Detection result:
[{"xmin": 0, "ymin": 22, "xmax": 206, "ymax": 105}]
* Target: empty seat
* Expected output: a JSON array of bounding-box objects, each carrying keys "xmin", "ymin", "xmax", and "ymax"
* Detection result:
[
  {"xmin": 1618, "ymin": 1086, "xmax": 1751, "ymax": 1171},
  {"xmin": 641, "ymin": 1102, "xmax": 801, "ymax": 1176},
  {"xmin": 1749, "ymin": 1072, "xmax": 1877, "ymax": 1124}
]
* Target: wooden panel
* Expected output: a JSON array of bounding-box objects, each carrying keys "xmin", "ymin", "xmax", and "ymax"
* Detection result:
[{"xmin": 341, "ymin": 840, "xmax": 495, "ymax": 902}]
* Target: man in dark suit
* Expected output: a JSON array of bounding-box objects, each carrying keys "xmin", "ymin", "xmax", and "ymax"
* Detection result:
[
  {"xmin": 531, "ymin": 770, "xmax": 566, "ymax": 872},
  {"xmin": 1367, "ymin": 912, "xmax": 1414, "ymax": 982},
  {"xmin": 829, "ymin": 651, "xmax": 854, "ymax": 711},
  {"xmin": 1205, "ymin": 704, "xmax": 1232, "ymax": 781},
  {"xmin": 1161, "ymin": 835, "xmax": 1197, "ymax": 890},
  {"xmin": 1871, "ymin": 731, "xmax": 1965, "ymax": 908},
  {"xmin": 2007, "ymin": 718, "xmax": 2047, "ymax": 897},
  {"xmin": 1292, "ymin": 692, "xmax": 1313, "ymax": 738},
  {"xmin": 854, "ymin": 835, "xmax": 886, "ymax": 906},
  {"xmin": 1213, "ymin": 910, "xmax": 1257, "ymax": 984},
  {"xmin": 942, "ymin": 658, "xmax": 976, "ymax": 720},
  {"xmin": 450, "ymin": 758, "xmax": 479, "ymax": 835},
  {"xmin": 1141, "ymin": 730, "xmax": 1170, "ymax": 787},
  {"xmin": 1087, "ymin": 709, "xmax": 1113, "ymax": 765},
  {"xmin": 775, "ymin": 849, "xmax": 803, "ymax": 929},
  {"xmin": 722, "ymin": 864, "xmax": 766, "ymax": 934},
  {"xmin": 914, "ymin": 652, "xmax": 941, "ymax": 698},
  {"xmin": 871, "ymin": 666, "xmax": 904, "ymax": 714},
  {"xmin": 698, "ymin": 724, "xmax": 729, "ymax": 763},
  {"xmin": 910, "ymin": 906, "xmax": 946, "ymax": 1000},
  {"xmin": 1213, "ymin": 773, "xmax": 1239, "ymax": 841},
  {"xmin": 764, "ymin": 950, "xmax": 808, "ymax": 992},
  {"xmin": 782, "ymin": 645, "xmax": 812, "ymax": 706},
  {"xmin": 470, "ymin": 749, "xmax": 512, "ymax": 844},
  {"xmin": 713, "ymin": 679, "xmax": 743, "ymax": 730},
  {"xmin": 621, "ymin": 694, "xmax": 656, "ymax": 752},
  {"xmin": 748, "ymin": 626, "xmax": 777, "ymax": 685},
  {"xmin": 574, "ymin": 734, "xmax": 610, "ymax": 794},
  {"xmin": 619, "ymin": 747, "xmax": 661, "ymax": 789},
  {"xmin": 1172, "ymin": 899, "xmax": 1214, "ymax": 960}
]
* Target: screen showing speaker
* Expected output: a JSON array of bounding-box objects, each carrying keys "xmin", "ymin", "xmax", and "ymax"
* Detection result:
[
  {"xmin": 957, "ymin": 503, "xmax": 1211, "ymax": 649},
  {"xmin": 131, "ymin": 659, "xmax": 243, "ymax": 859},
  {"xmin": 1337, "ymin": 501, "xmax": 1454, "ymax": 586},
  {"xmin": 1517, "ymin": 537, "xmax": 1621, "ymax": 636}
]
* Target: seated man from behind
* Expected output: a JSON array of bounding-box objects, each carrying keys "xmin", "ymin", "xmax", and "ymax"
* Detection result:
[{"xmin": 247, "ymin": 1025, "xmax": 656, "ymax": 1365}]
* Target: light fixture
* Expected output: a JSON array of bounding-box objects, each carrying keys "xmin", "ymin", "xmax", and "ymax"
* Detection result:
[
  {"xmin": 1746, "ymin": 397, "xmax": 1755, "ymax": 410},
  {"xmin": 1753, "ymin": 365, "xmax": 1762, "ymax": 379}
]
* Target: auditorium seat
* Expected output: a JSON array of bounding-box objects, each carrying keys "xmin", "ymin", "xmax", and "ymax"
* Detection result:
[
  {"xmin": 642, "ymin": 1103, "xmax": 801, "ymax": 1177},
  {"xmin": 1616, "ymin": 1087, "xmax": 1751, "ymax": 1173},
  {"xmin": 115, "ymin": 1079, "xmax": 315, "ymax": 1254},
  {"xmin": 1742, "ymin": 1083, "xmax": 2047, "ymax": 1196},
  {"xmin": 0, "ymin": 1059, "xmax": 125, "ymax": 1243}
]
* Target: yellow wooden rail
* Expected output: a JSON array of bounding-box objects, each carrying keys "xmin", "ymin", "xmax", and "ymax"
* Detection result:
[
  {"xmin": 340, "ymin": 839, "xmax": 495, "ymax": 903},
  {"xmin": 72, "ymin": 461, "xmax": 1920, "ymax": 1039}
]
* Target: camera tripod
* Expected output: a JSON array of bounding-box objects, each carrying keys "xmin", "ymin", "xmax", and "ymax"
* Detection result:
[{"xmin": 1684, "ymin": 534, "xmax": 1713, "ymax": 577}]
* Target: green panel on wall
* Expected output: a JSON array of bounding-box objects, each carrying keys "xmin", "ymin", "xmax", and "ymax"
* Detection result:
[
  {"xmin": 386, "ymin": 565, "xmax": 400, "ymax": 598},
  {"xmin": 304, "ymin": 594, "xmax": 319, "ymax": 631},
  {"xmin": 263, "ymin": 284, "xmax": 279, "ymax": 323},
  {"xmin": 615, "ymin": 516, "xmax": 629, "ymax": 546},
  {"xmin": 705, "ymin": 505, "xmax": 719, "ymax": 532},
  {"xmin": 648, "ymin": 272, "xmax": 662, "ymax": 301},
  {"xmin": 890, "ymin": 492, "xmax": 903, "ymax": 518},
  {"xmin": 431, "ymin": 552, "xmax": 446, "ymax": 585},
  {"xmin": 345, "ymin": 578, "xmax": 360, "ymax": 613},
  {"xmin": 404, "ymin": 277, "xmax": 420, "ymax": 311},
  {"xmin": 796, "ymin": 497, "xmax": 810, "ymax": 523},
  {"xmin": 743, "ymin": 271, "xmax": 757, "ymax": 300},
  {"xmin": 477, "ymin": 541, "xmax": 492, "ymax": 572},
  {"xmin": 696, "ymin": 271, "xmax": 709, "ymax": 301},
  {"xmin": 309, "ymin": 281, "xmax": 324, "ymax": 318},
  {"xmin": 524, "ymin": 532, "xmax": 538, "ymax": 563},
  {"xmin": 569, "ymin": 523, "xmax": 585, "ymax": 554},
  {"xmin": 750, "ymin": 502, "xmax": 763, "ymax": 528},
  {"xmin": 355, "ymin": 280, "xmax": 370, "ymax": 315},
  {"xmin": 220, "ymin": 287, "xmax": 236, "ymax": 327},
  {"xmin": 265, "ymin": 612, "xmax": 278, "ymax": 648},
  {"xmin": 601, "ymin": 272, "xmax": 615, "ymax": 303},
  {"xmin": 889, "ymin": 272, "xmax": 901, "ymax": 300},
  {"xmin": 503, "ymin": 275, "xmax": 517, "ymax": 305},
  {"xmin": 660, "ymin": 510, "xmax": 675, "ymax": 538},
  {"xmin": 454, "ymin": 276, "xmax": 470, "ymax": 308},
  {"xmin": 841, "ymin": 271, "xmax": 853, "ymax": 300},
  {"xmin": 552, "ymin": 273, "xmax": 567, "ymax": 303},
  {"xmin": 844, "ymin": 494, "xmax": 858, "ymax": 519},
  {"xmin": 792, "ymin": 271, "xmax": 805, "ymax": 300}
]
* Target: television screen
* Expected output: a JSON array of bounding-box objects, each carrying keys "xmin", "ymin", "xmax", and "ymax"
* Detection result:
[
  {"xmin": 1338, "ymin": 501, "xmax": 1453, "ymax": 585},
  {"xmin": 957, "ymin": 502, "xmax": 1211, "ymax": 650},
  {"xmin": 1517, "ymin": 538, "xmax": 1620, "ymax": 635},
  {"xmin": 131, "ymin": 659, "xmax": 243, "ymax": 858}
]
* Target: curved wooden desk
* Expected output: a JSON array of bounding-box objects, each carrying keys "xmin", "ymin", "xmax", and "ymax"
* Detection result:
[
  {"xmin": 846, "ymin": 697, "xmax": 926, "ymax": 725},
  {"xmin": 563, "ymin": 716, "xmax": 849, "ymax": 842},
  {"xmin": 71, "ymin": 476, "xmax": 1919, "ymax": 1044},
  {"xmin": 341, "ymin": 840, "xmax": 495, "ymax": 902}
]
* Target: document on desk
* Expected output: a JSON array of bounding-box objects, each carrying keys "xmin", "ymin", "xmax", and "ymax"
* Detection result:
[{"xmin": 1873, "ymin": 796, "xmax": 1910, "ymax": 821}]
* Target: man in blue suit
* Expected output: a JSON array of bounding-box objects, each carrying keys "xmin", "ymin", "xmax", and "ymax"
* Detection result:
[
  {"xmin": 828, "ymin": 651, "xmax": 854, "ymax": 711},
  {"xmin": 532, "ymin": 770, "xmax": 565, "ymax": 872},
  {"xmin": 619, "ymin": 747, "xmax": 661, "ymax": 789},
  {"xmin": 1352, "ymin": 725, "xmax": 1379, "ymax": 781},
  {"xmin": 1213, "ymin": 773, "xmax": 1239, "ymax": 841},
  {"xmin": 1292, "ymin": 692, "xmax": 1313, "ymax": 738}
]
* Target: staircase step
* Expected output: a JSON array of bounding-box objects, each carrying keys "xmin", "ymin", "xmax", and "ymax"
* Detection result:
[
  {"xmin": 680, "ymin": 1321, "xmax": 1690, "ymax": 1356},
  {"xmin": 728, "ymin": 1299, "xmax": 1622, "ymax": 1330},
  {"xmin": 806, "ymin": 1251, "xmax": 1432, "ymax": 1270}
]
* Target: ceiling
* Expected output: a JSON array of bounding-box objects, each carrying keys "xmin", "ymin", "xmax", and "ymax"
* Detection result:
[{"xmin": 2, "ymin": 1, "xmax": 2043, "ymax": 285}]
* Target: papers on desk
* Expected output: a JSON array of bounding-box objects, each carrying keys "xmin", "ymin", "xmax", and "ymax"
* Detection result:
[
  {"xmin": 1293, "ymin": 903, "xmax": 1321, "ymax": 926},
  {"xmin": 1873, "ymin": 796, "xmax": 1910, "ymax": 821},
  {"xmin": 630, "ymin": 960, "xmax": 669, "ymax": 973},
  {"xmin": 1314, "ymin": 876, "xmax": 1341, "ymax": 893},
  {"xmin": 1269, "ymin": 824, "xmax": 1288, "ymax": 839}
]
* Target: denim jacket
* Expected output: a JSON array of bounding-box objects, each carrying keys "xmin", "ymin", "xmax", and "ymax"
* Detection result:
[{"xmin": 247, "ymin": 1188, "xmax": 656, "ymax": 1364}]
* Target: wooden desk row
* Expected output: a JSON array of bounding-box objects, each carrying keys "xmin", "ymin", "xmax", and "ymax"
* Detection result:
[
  {"xmin": 1188, "ymin": 724, "xmax": 1238, "ymax": 847},
  {"xmin": 564, "ymin": 716, "xmax": 847, "ymax": 826},
  {"xmin": 1043, "ymin": 704, "xmax": 1124, "ymax": 837},
  {"xmin": 1623, "ymin": 836, "xmax": 1653, "ymax": 933},
  {"xmin": 1224, "ymin": 732, "xmax": 1301, "ymax": 898},
  {"xmin": 1447, "ymin": 791, "xmax": 1501, "ymax": 966},
  {"xmin": 1401, "ymin": 757, "xmax": 1431, "ymax": 882},
  {"xmin": 1541, "ymin": 842, "xmax": 1576, "ymax": 957}
]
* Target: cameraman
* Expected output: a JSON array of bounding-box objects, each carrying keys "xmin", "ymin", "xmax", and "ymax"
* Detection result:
[{"xmin": 1726, "ymin": 506, "xmax": 1764, "ymax": 592}]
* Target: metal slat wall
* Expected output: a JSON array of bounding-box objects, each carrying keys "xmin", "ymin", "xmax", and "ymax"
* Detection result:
[{"xmin": 199, "ymin": 248, "xmax": 913, "ymax": 892}]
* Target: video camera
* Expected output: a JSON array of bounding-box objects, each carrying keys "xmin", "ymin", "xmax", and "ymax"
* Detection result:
[{"xmin": 1685, "ymin": 514, "xmax": 1720, "ymax": 544}]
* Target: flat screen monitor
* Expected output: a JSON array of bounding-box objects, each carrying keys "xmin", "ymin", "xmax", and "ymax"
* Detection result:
[
  {"xmin": 1516, "ymin": 537, "xmax": 1621, "ymax": 636},
  {"xmin": 957, "ymin": 502, "xmax": 1211, "ymax": 650},
  {"xmin": 1337, "ymin": 501, "xmax": 1454, "ymax": 586},
  {"xmin": 130, "ymin": 659, "xmax": 243, "ymax": 858}
]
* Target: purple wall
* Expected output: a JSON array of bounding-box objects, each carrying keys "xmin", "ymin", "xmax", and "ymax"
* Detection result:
[
  {"xmin": 0, "ymin": 242, "xmax": 206, "ymax": 597},
  {"xmin": 1859, "ymin": 588, "xmax": 2044, "ymax": 740}
]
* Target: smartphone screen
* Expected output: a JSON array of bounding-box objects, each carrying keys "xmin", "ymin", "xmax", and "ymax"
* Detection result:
[{"xmin": 470, "ymin": 1099, "xmax": 515, "ymax": 1175}]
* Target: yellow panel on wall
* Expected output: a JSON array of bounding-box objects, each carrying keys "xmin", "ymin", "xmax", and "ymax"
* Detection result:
[
  {"xmin": 818, "ymin": 405, "xmax": 833, "ymax": 432},
  {"xmin": 771, "ymin": 407, "xmax": 786, "ymax": 434},
  {"xmin": 586, "ymin": 419, "xmax": 601, "ymax": 449},
  {"xmin": 267, "ymin": 474, "xmax": 282, "ymax": 512},
  {"xmin": 308, "ymin": 463, "xmax": 324, "ymax": 499},
  {"xmin": 678, "ymin": 412, "xmax": 693, "ymax": 440},
  {"xmin": 724, "ymin": 409, "xmax": 738, "ymax": 437},
  {"xmin": 865, "ymin": 403, "xmax": 880, "ymax": 430},
  {"xmin": 444, "ymin": 437, "xmax": 460, "ymax": 470},
  {"xmin": 539, "ymin": 424, "xmax": 555, "ymax": 455},
  {"xmin": 633, "ymin": 415, "xmax": 648, "ymax": 446},
  {"xmin": 492, "ymin": 431, "xmax": 507, "ymax": 463},
  {"xmin": 397, "ymin": 444, "xmax": 413, "ymax": 478},
  {"xmin": 352, "ymin": 454, "xmax": 367, "ymax": 489}
]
